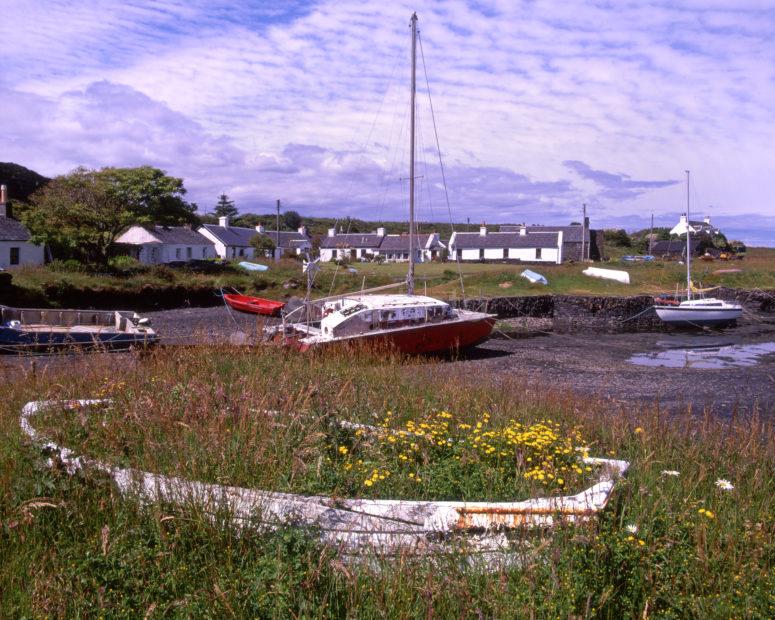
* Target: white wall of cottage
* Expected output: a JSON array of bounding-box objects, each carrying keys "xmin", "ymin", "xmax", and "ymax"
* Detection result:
[{"xmin": 0, "ymin": 241, "xmax": 45, "ymax": 268}]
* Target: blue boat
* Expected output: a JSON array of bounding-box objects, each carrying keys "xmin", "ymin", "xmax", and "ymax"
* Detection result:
[
  {"xmin": 0, "ymin": 305, "xmax": 158, "ymax": 353},
  {"xmin": 237, "ymin": 261, "xmax": 269, "ymax": 272}
]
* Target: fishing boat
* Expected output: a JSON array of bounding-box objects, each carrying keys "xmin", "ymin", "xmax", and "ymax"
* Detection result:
[
  {"xmin": 0, "ymin": 305, "xmax": 158, "ymax": 353},
  {"xmin": 223, "ymin": 293, "xmax": 285, "ymax": 316},
  {"xmin": 268, "ymin": 13, "xmax": 495, "ymax": 354},
  {"xmin": 654, "ymin": 171, "xmax": 742, "ymax": 327}
]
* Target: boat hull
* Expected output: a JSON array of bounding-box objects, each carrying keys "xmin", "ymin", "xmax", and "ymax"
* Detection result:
[
  {"xmin": 224, "ymin": 294, "xmax": 285, "ymax": 316},
  {"xmin": 654, "ymin": 305, "xmax": 742, "ymax": 327},
  {"xmin": 0, "ymin": 327, "xmax": 158, "ymax": 354},
  {"xmin": 285, "ymin": 314, "xmax": 496, "ymax": 355}
]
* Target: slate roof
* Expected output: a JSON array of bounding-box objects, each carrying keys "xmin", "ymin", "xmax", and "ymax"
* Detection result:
[
  {"xmin": 500, "ymin": 224, "xmax": 589, "ymax": 243},
  {"xmin": 452, "ymin": 231, "xmax": 559, "ymax": 249},
  {"xmin": 320, "ymin": 233, "xmax": 384, "ymax": 249},
  {"xmin": 201, "ymin": 224, "xmax": 310, "ymax": 249},
  {"xmin": 651, "ymin": 239, "xmax": 700, "ymax": 255},
  {"xmin": 148, "ymin": 226, "xmax": 213, "ymax": 245},
  {"xmin": 0, "ymin": 217, "xmax": 32, "ymax": 242}
]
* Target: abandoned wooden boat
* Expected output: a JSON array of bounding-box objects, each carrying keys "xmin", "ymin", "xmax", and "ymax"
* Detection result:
[
  {"xmin": 0, "ymin": 305, "xmax": 158, "ymax": 353},
  {"xmin": 654, "ymin": 172, "xmax": 742, "ymax": 327},
  {"xmin": 268, "ymin": 13, "xmax": 495, "ymax": 355},
  {"xmin": 22, "ymin": 398, "xmax": 629, "ymax": 567},
  {"xmin": 223, "ymin": 293, "xmax": 285, "ymax": 316}
]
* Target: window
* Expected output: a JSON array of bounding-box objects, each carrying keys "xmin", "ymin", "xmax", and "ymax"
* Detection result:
[
  {"xmin": 479, "ymin": 248, "xmax": 485, "ymax": 260},
  {"xmin": 186, "ymin": 247, "xmax": 192, "ymax": 259},
  {"xmin": 10, "ymin": 247, "xmax": 20, "ymax": 265},
  {"xmin": 502, "ymin": 248, "xmax": 508, "ymax": 259},
  {"xmin": 202, "ymin": 247, "xmax": 207, "ymax": 258},
  {"xmin": 536, "ymin": 248, "xmax": 542, "ymax": 260},
  {"xmin": 239, "ymin": 248, "xmax": 244, "ymax": 257}
]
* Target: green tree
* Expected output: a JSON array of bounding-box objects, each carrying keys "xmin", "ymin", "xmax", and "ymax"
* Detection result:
[
  {"xmin": 250, "ymin": 233, "xmax": 276, "ymax": 258},
  {"xmin": 214, "ymin": 193, "xmax": 238, "ymax": 218},
  {"xmin": 282, "ymin": 210, "xmax": 302, "ymax": 230},
  {"xmin": 23, "ymin": 166, "xmax": 197, "ymax": 264}
]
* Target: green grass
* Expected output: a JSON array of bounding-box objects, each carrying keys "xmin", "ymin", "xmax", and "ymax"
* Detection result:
[
  {"xmin": 5, "ymin": 248, "xmax": 773, "ymax": 310},
  {"xmin": 1, "ymin": 346, "xmax": 773, "ymax": 617}
]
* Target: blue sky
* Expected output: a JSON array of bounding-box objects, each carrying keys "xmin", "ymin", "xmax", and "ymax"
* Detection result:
[{"xmin": 3, "ymin": 0, "xmax": 775, "ymax": 245}]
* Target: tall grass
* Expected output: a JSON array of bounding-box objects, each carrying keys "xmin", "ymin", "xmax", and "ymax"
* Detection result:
[{"xmin": 1, "ymin": 347, "xmax": 773, "ymax": 617}]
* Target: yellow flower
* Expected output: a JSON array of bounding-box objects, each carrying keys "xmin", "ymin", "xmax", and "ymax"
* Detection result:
[
  {"xmin": 634, "ymin": 427, "xmax": 644, "ymax": 434},
  {"xmin": 638, "ymin": 540, "xmax": 646, "ymax": 546},
  {"xmin": 364, "ymin": 480, "xmax": 373, "ymax": 487},
  {"xmin": 338, "ymin": 446, "xmax": 348, "ymax": 455}
]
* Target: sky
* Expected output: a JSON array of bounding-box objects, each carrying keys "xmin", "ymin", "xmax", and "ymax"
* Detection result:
[{"xmin": 2, "ymin": 0, "xmax": 775, "ymax": 245}]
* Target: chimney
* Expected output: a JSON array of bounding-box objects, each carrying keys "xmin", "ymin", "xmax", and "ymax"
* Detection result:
[
  {"xmin": 0, "ymin": 184, "xmax": 7, "ymax": 219},
  {"xmin": 703, "ymin": 215, "xmax": 711, "ymax": 225},
  {"xmin": 519, "ymin": 224, "xmax": 527, "ymax": 236},
  {"xmin": 328, "ymin": 227, "xmax": 336, "ymax": 237},
  {"xmin": 479, "ymin": 223, "xmax": 487, "ymax": 237},
  {"xmin": 255, "ymin": 224, "xmax": 265, "ymax": 233},
  {"xmin": 376, "ymin": 227, "xmax": 386, "ymax": 236},
  {"xmin": 298, "ymin": 225, "xmax": 307, "ymax": 235},
  {"xmin": 219, "ymin": 215, "xmax": 230, "ymax": 228}
]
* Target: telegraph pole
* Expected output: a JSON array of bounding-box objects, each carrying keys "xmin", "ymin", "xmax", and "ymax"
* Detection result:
[{"xmin": 276, "ymin": 199, "xmax": 281, "ymax": 261}]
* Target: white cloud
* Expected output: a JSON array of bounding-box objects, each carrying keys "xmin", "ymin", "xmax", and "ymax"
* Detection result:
[{"xmin": 2, "ymin": 0, "xmax": 774, "ymax": 244}]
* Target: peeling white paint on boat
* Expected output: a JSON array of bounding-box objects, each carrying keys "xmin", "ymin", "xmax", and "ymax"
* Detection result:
[{"xmin": 21, "ymin": 400, "xmax": 629, "ymax": 566}]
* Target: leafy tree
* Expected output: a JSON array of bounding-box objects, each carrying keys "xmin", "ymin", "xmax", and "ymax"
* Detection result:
[
  {"xmin": 22, "ymin": 166, "xmax": 197, "ymax": 264},
  {"xmin": 214, "ymin": 193, "xmax": 238, "ymax": 218},
  {"xmin": 282, "ymin": 210, "xmax": 302, "ymax": 230},
  {"xmin": 250, "ymin": 233, "xmax": 276, "ymax": 258},
  {"xmin": 603, "ymin": 229, "xmax": 632, "ymax": 248}
]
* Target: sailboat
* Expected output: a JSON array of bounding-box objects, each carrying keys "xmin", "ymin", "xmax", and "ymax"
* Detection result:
[
  {"xmin": 653, "ymin": 171, "xmax": 742, "ymax": 327},
  {"xmin": 266, "ymin": 13, "xmax": 496, "ymax": 354}
]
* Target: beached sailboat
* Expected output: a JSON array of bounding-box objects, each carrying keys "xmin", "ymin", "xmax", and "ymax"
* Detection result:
[
  {"xmin": 268, "ymin": 13, "xmax": 495, "ymax": 354},
  {"xmin": 654, "ymin": 171, "xmax": 742, "ymax": 327}
]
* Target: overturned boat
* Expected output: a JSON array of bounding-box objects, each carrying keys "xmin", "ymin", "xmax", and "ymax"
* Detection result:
[{"xmin": 0, "ymin": 305, "xmax": 158, "ymax": 353}]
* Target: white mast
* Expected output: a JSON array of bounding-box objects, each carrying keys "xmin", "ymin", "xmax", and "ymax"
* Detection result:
[
  {"xmin": 407, "ymin": 12, "xmax": 417, "ymax": 295},
  {"xmin": 685, "ymin": 170, "xmax": 691, "ymax": 300}
]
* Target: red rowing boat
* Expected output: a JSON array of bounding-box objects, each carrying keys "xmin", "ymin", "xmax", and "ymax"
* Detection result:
[{"xmin": 223, "ymin": 294, "xmax": 285, "ymax": 316}]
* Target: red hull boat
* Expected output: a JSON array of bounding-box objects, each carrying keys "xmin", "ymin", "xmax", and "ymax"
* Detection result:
[{"xmin": 224, "ymin": 294, "xmax": 285, "ymax": 316}]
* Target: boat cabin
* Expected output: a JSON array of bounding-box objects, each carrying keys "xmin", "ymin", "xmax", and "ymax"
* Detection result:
[{"xmin": 318, "ymin": 295, "xmax": 455, "ymax": 338}]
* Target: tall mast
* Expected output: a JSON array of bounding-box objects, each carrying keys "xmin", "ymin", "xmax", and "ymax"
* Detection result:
[
  {"xmin": 407, "ymin": 12, "xmax": 417, "ymax": 295},
  {"xmin": 685, "ymin": 170, "xmax": 691, "ymax": 300}
]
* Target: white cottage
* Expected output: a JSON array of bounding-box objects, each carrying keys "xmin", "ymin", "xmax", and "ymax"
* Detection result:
[
  {"xmin": 0, "ymin": 184, "xmax": 45, "ymax": 268},
  {"xmin": 448, "ymin": 225, "xmax": 563, "ymax": 264},
  {"xmin": 319, "ymin": 227, "xmax": 445, "ymax": 262},
  {"xmin": 199, "ymin": 217, "xmax": 312, "ymax": 260},
  {"xmin": 115, "ymin": 225, "xmax": 216, "ymax": 264}
]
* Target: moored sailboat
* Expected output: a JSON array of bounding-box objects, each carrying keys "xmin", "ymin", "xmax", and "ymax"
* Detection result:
[{"xmin": 654, "ymin": 171, "xmax": 742, "ymax": 327}]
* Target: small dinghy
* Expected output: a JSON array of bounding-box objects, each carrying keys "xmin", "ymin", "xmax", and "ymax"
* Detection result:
[
  {"xmin": 582, "ymin": 267, "xmax": 630, "ymax": 284},
  {"xmin": 520, "ymin": 269, "xmax": 548, "ymax": 285},
  {"xmin": 223, "ymin": 293, "xmax": 285, "ymax": 316},
  {"xmin": 237, "ymin": 261, "xmax": 269, "ymax": 272},
  {"xmin": 0, "ymin": 305, "xmax": 158, "ymax": 353}
]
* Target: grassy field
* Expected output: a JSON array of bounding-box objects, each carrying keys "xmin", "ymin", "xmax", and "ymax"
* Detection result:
[
  {"xmin": 3, "ymin": 247, "xmax": 773, "ymax": 309},
  {"xmin": 1, "ymin": 346, "xmax": 773, "ymax": 617}
]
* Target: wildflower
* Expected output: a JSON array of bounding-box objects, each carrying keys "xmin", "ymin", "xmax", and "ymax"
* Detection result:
[
  {"xmin": 698, "ymin": 508, "xmax": 715, "ymax": 519},
  {"xmin": 634, "ymin": 427, "xmax": 644, "ymax": 434},
  {"xmin": 638, "ymin": 540, "xmax": 646, "ymax": 547},
  {"xmin": 364, "ymin": 480, "xmax": 373, "ymax": 487},
  {"xmin": 625, "ymin": 524, "xmax": 638, "ymax": 534},
  {"xmin": 715, "ymin": 479, "xmax": 734, "ymax": 491},
  {"xmin": 661, "ymin": 470, "xmax": 680, "ymax": 477},
  {"xmin": 338, "ymin": 446, "xmax": 348, "ymax": 455}
]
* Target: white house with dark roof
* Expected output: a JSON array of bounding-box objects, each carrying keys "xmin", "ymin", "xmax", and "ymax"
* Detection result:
[
  {"xmin": 198, "ymin": 216, "xmax": 312, "ymax": 260},
  {"xmin": 319, "ymin": 227, "xmax": 445, "ymax": 262},
  {"xmin": 448, "ymin": 225, "xmax": 563, "ymax": 263},
  {"xmin": 0, "ymin": 184, "xmax": 45, "ymax": 268},
  {"xmin": 115, "ymin": 225, "xmax": 216, "ymax": 264}
]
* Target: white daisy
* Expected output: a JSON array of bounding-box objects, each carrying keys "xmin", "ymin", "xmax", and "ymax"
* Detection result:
[
  {"xmin": 661, "ymin": 470, "xmax": 680, "ymax": 477},
  {"xmin": 625, "ymin": 524, "xmax": 638, "ymax": 534},
  {"xmin": 715, "ymin": 479, "xmax": 734, "ymax": 491}
]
